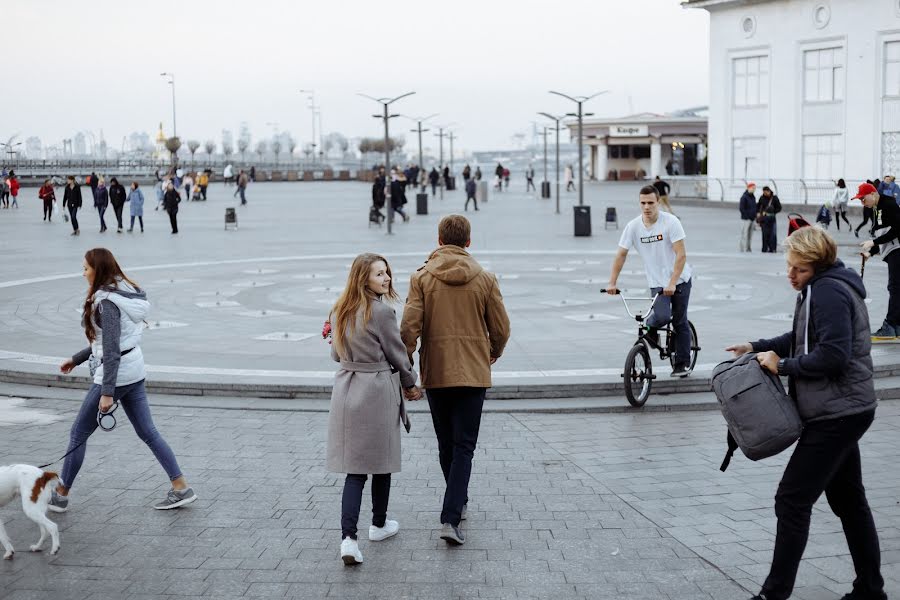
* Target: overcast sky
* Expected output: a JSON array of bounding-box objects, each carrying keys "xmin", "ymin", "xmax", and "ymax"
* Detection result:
[{"xmin": 3, "ymin": 0, "xmax": 709, "ymax": 154}]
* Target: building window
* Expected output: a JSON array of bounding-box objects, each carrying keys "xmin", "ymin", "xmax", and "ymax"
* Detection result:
[
  {"xmin": 885, "ymin": 41, "xmax": 900, "ymax": 97},
  {"xmin": 802, "ymin": 134, "xmax": 843, "ymax": 180},
  {"xmin": 608, "ymin": 146, "xmax": 631, "ymax": 159},
  {"xmin": 733, "ymin": 55, "xmax": 769, "ymax": 107},
  {"xmin": 732, "ymin": 137, "xmax": 767, "ymax": 179},
  {"xmin": 804, "ymin": 47, "xmax": 844, "ymax": 102}
]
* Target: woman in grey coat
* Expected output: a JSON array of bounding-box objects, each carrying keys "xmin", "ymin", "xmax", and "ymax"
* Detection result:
[{"xmin": 326, "ymin": 253, "xmax": 421, "ymax": 566}]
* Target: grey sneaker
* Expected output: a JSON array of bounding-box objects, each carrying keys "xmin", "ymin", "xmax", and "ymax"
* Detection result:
[
  {"xmin": 872, "ymin": 323, "xmax": 897, "ymax": 341},
  {"xmin": 48, "ymin": 489, "xmax": 68, "ymax": 513},
  {"xmin": 153, "ymin": 487, "xmax": 197, "ymax": 510},
  {"xmin": 440, "ymin": 523, "xmax": 465, "ymax": 545}
]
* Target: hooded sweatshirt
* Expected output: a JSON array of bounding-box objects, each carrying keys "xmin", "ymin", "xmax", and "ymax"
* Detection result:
[
  {"xmin": 400, "ymin": 245, "xmax": 511, "ymax": 389},
  {"xmin": 72, "ymin": 282, "xmax": 150, "ymax": 395},
  {"xmin": 751, "ymin": 261, "xmax": 876, "ymax": 422}
]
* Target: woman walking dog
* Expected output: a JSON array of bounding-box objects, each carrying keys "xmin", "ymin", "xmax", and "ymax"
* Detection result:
[
  {"xmin": 726, "ymin": 227, "xmax": 886, "ymax": 600},
  {"xmin": 326, "ymin": 253, "xmax": 421, "ymax": 565},
  {"xmin": 50, "ymin": 248, "xmax": 197, "ymax": 513}
]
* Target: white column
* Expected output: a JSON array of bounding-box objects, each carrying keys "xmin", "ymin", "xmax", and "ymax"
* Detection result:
[
  {"xmin": 596, "ymin": 140, "xmax": 608, "ymax": 181},
  {"xmin": 650, "ymin": 138, "xmax": 662, "ymax": 179}
]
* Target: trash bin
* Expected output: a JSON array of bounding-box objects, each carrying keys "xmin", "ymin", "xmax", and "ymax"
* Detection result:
[
  {"xmin": 541, "ymin": 181, "xmax": 551, "ymax": 198},
  {"xmin": 225, "ymin": 207, "xmax": 238, "ymax": 231},
  {"xmin": 574, "ymin": 205, "xmax": 591, "ymax": 237},
  {"xmin": 477, "ymin": 181, "xmax": 488, "ymax": 204},
  {"xmin": 416, "ymin": 193, "xmax": 428, "ymax": 215}
]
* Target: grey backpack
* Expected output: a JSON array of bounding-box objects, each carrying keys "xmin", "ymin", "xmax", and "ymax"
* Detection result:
[{"xmin": 711, "ymin": 352, "xmax": 802, "ymax": 471}]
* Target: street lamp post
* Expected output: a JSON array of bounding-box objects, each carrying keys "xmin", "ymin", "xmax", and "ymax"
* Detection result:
[
  {"xmin": 359, "ymin": 91, "xmax": 415, "ymax": 235},
  {"xmin": 300, "ymin": 89, "xmax": 317, "ymax": 165},
  {"xmin": 549, "ymin": 90, "xmax": 606, "ymax": 207},
  {"xmin": 538, "ymin": 112, "xmax": 565, "ymax": 214},
  {"xmin": 407, "ymin": 114, "xmax": 438, "ymax": 184},
  {"xmin": 434, "ymin": 128, "xmax": 446, "ymax": 200},
  {"xmin": 159, "ymin": 73, "xmax": 177, "ymax": 138},
  {"xmin": 448, "ymin": 131, "xmax": 457, "ymax": 178}
]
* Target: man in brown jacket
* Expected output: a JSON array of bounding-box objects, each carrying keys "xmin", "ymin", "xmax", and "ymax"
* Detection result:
[{"xmin": 400, "ymin": 214, "xmax": 511, "ymax": 545}]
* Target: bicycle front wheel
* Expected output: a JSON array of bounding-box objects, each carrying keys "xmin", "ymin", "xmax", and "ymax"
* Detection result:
[{"xmin": 624, "ymin": 343, "xmax": 653, "ymax": 407}]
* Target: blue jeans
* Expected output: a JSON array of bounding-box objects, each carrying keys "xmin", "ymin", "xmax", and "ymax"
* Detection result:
[
  {"xmin": 426, "ymin": 387, "xmax": 486, "ymax": 526},
  {"xmin": 646, "ymin": 279, "xmax": 692, "ymax": 369},
  {"xmin": 97, "ymin": 205, "xmax": 107, "ymax": 230},
  {"xmin": 60, "ymin": 380, "xmax": 183, "ymax": 489}
]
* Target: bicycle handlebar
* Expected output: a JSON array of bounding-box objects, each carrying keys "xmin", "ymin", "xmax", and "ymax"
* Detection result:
[{"xmin": 598, "ymin": 289, "xmax": 621, "ymax": 295}]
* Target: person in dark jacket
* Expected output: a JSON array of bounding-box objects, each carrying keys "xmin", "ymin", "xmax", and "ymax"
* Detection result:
[
  {"xmin": 390, "ymin": 171, "xmax": 409, "ymax": 223},
  {"xmin": 108, "ymin": 177, "xmax": 127, "ymax": 233},
  {"xmin": 428, "ymin": 168, "xmax": 440, "ymax": 196},
  {"xmin": 494, "ymin": 163, "xmax": 504, "ymax": 192},
  {"xmin": 757, "ymin": 186, "xmax": 782, "ymax": 253},
  {"xmin": 739, "ymin": 182, "xmax": 757, "ymax": 252},
  {"xmin": 62, "ymin": 176, "xmax": 82, "ymax": 235},
  {"xmin": 371, "ymin": 168, "xmax": 386, "ymax": 221},
  {"xmin": 727, "ymin": 226, "xmax": 885, "ymax": 600},
  {"xmin": 88, "ymin": 171, "xmax": 99, "ymax": 202},
  {"xmin": 858, "ymin": 181, "xmax": 900, "ymax": 340},
  {"xmin": 474, "ymin": 166, "xmax": 482, "ymax": 181},
  {"xmin": 38, "ymin": 179, "xmax": 56, "ymax": 222},
  {"xmin": 442, "ymin": 166, "xmax": 451, "ymax": 190},
  {"xmin": 462, "ymin": 164, "xmax": 471, "ymax": 183},
  {"xmin": 163, "ymin": 181, "xmax": 180, "ymax": 234},
  {"xmin": 95, "ymin": 177, "xmax": 109, "ymax": 233},
  {"xmin": 652, "ymin": 176, "xmax": 673, "ymax": 214},
  {"xmin": 464, "ymin": 177, "xmax": 478, "ymax": 211}
]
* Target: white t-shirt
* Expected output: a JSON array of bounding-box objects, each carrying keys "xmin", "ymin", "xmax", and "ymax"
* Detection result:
[{"xmin": 618, "ymin": 211, "xmax": 693, "ymax": 289}]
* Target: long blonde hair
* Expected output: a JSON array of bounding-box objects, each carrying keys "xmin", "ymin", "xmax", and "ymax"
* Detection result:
[{"xmin": 331, "ymin": 253, "xmax": 398, "ymax": 358}]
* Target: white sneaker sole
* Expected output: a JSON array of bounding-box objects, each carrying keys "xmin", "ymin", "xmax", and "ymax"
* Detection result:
[
  {"xmin": 341, "ymin": 553, "xmax": 363, "ymax": 565},
  {"xmin": 47, "ymin": 504, "xmax": 68, "ymax": 514},
  {"xmin": 153, "ymin": 493, "xmax": 197, "ymax": 510},
  {"xmin": 368, "ymin": 528, "xmax": 399, "ymax": 542}
]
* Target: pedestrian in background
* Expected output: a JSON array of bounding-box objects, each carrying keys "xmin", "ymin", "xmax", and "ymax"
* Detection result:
[
  {"xmin": 0, "ymin": 175, "xmax": 9, "ymax": 208},
  {"xmin": 878, "ymin": 175, "xmax": 899, "ymax": 199},
  {"xmin": 198, "ymin": 170, "xmax": 209, "ymax": 200},
  {"xmin": 727, "ymin": 226, "xmax": 886, "ymax": 600},
  {"xmin": 565, "ymin": 165, "xmax": 575, "ymax": 192},
  {"xmin": 757, "ymin": 186, "xmax": 782, "ymax": 253},
  {"xmin": 163, "ymin": 181, "xmax": 180, "ymax": 234},
  {"xmin": 739, "ymin": 182, "xmax": 757, "ymax": 252},
  {"xmin": 525, "ymin": 165, "xmax": 535, "ymax": 192},
  {"xmin": 429, "ymin": 167, "xmax": 440, "ymax": 196},
  {"xmin": 390, "ymin": 170, "xmax": 409, "ymax": 222},
  {"xmin": 108, "ymin": 177, "xmax": 127, "ymax": 233},
  {"xmin": 858, "ymin": 181, "xmax": 900, "ymax": 341},
  {"xmin": 127, "ymin": 181, "xmax": 144, "ymax": 233},
  {"xmin": 653, "ymin": 176, "xmax": 673, "ymax": 214},
  {"xmin": 465, "ymin": 176, "xmax": 478, "ymax": 211},
  {"xmin": 326, "ymin": 253, "xmax": 421, "ymax": 566},
  {"xmin": 182, "ymin": 172, "xmax": 194, "ymax": 203},
  {"xmin": 39, "ymin": 178, "xmax": 56, "ymax": 222},
  {"xmin": 62, "ymin": 175, "xmax": 82, "ymax": 236},
  {"xmin": 8, "ymin": 172, "xmax": 19, "ymax": 208},
  {"xmin": 95, "ymin": 177, "xmax": 109, "ymax": 233},
  {"xmin": 236, "ymin": 170, "xmax": 248, "ymax": 205},
  {"xmin": 401, "ymin": 215, "xmax": 511, "ymax": 546},
  {"xmin": 832, "ymin": 179, "xmax": 852, "ymax": 232},
  {"xmin": 88, "ymin": 171, "xmax": 99, "ymax": 203}
]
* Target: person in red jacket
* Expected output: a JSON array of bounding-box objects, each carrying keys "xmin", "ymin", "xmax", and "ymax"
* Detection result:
[
  {"xmin": 8, "ymin": 173, "xmax": 20, "ymax": 208},
  {"xmin": 38, "ymin": 179, "xmax": 55, "ymax": 222}
]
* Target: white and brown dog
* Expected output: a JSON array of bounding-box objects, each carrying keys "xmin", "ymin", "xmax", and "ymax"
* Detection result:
[{"xmin": 0, "ymin": 465, "xmax": 60, "ymax": 559}]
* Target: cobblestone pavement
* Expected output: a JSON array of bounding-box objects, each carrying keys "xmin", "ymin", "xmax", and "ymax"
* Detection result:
[{"xmin": 1, "ymin": 395, "xmax": 897, "ymax": 599}]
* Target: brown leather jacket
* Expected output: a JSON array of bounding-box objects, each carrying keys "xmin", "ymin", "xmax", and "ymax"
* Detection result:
[{"xmin": 400, "ymin": 245, "xmax": 511, "ymax": 389}]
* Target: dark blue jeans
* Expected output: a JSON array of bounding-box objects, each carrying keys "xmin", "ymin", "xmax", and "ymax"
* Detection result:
[
  {"xmin": 761, "ymin": 410, "xmax": 885, "ymax": 600},
  {"xmin": 68, "ymin": 205, "xmax": 79, "ymax": 232},
  {"xmin": 426, "ymin": 387, "xmax": 486, "ymax": 526},
  {"xmin": 646, "ymin": 278, "xmax": 692, "ymax": 369},
  {"xmin": 60, "ymin": 380, "xmax": 183, "ymax": 489},
  {"xmin": 340, "ymin": 473, "xmax": 390, "ymax": 540}
]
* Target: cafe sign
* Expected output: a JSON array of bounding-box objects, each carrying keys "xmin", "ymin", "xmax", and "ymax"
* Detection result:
[{"xmin": 609, "ymin": 125, "xmax": 648, "ymax": 137}]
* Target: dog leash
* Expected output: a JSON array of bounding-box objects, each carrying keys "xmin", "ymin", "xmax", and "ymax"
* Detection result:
[{"xmin": 37, "ymin": 402, "xmax": 120, "ymax": 469}]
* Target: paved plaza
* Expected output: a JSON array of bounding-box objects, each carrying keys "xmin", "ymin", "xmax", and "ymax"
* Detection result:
[
  {"xmin": 1, "ymin": 180, "xmax": 898, "ymax": 390},
  {"xmin": 0, "ymin": 180, "xmax": 898, "ymax": 599}
]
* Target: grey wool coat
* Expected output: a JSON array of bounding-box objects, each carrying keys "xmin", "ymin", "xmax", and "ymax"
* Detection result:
[{"xmin": 326, "ymin": 298, "xmax": 417, "ymax": 474}]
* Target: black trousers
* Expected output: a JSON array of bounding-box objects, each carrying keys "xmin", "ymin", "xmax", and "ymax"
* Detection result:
[
  {"xmin": 856, "ymin": 207, "xmax": 874, "ymax": 235},
  {"xmin": 465, "ymin": 194, "xmax": 478, "ymax": 210},
  {"xmin": 885, "ymin": 250, "xmax": 900, "ymax": 328},
  {"xmin": 426, "ymin": 387, "xmax": 485, "ymax": 526},
  {"xmin": 340, "ymin": 473, "xmax": 390, "ymax": 540},
  {"xmin": 112, "ymin": 201, "xmax": 124, "ymax": 228},
  {"xmin": 761, "ymin": 218, "xmax": 777, "ymax": 252},
  {"xmin": 526, "ymin": 178, "xmax": 535, "ymax": 191},
  {"xmin": 168, "ymin": 210, "xmax": 178, "ymax": 233},
  {"xmin": 761, "ymin": 410, "xmax": 885, "ymax": 600},
  {"xmin": 68, "ymin": 205, "xmax": 79, "ymax": 231},
  {"xmin": 42, "ymin": 198, "xmax": 52, "ymax": 219}
]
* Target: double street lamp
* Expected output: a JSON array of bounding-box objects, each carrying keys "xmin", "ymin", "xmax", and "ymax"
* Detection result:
[
  {"xmin": 407, "ymin": 113, "xmax": 438, "ymax": 178},
  {"xmin": 299, "ymin": 89, "xmax": 317, "ymax": 164},
  {"xmin": 433, "ymin": 122, "xmax": 457, "ymax": 200},
  {"xmin": 538, "ymin": 112, "xmax": 566, "ymax": 214},
  {"xmin": 358, "ymin": 91, "xmax": 415, "ymax": 235},
  {"xmin": 548, "ymin": 90, "xmax": 606, "ymax": 207}
]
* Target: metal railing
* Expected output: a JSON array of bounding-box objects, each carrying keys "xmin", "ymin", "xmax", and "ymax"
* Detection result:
[{"xmin": 670, "ymin": 176, "xmax": 842, "ymax": 205}]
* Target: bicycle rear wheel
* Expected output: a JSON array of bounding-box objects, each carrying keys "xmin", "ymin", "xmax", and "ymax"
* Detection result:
[
  {"xmin": 668, "ymin": 321, "xmax": 700, "ymax": 371},
  {"xmin": 624, "ymin": 343, "xmax": 653, "ymax": 407}
]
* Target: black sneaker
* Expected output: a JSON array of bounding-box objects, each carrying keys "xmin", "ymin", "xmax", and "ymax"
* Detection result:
[
  {"xmin": 48, "ymin": 489, "xmax": 68, "ymax": 513},
  {"xmin": 670, "ymin": 365, "xmax": 692, "ymax": 378},
  {"xmin": 440, "ymin": 523, "xmax": 465, "ymax": 545}
]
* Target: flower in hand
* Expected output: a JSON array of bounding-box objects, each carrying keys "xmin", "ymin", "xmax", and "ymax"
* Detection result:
[{"xmin": 322, "ymin": 320, "xmax": 332, "ymax": 344}]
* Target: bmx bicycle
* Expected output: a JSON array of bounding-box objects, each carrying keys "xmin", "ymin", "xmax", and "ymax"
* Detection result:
[{"xmin": 601, "ymin": 289, "xmax": 700, "ymax": 407}]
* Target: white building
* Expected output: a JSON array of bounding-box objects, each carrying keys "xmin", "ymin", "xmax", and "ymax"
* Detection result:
[{"xmin": 686, "ymin": 0, "xmax": 900, "ymax": 184}]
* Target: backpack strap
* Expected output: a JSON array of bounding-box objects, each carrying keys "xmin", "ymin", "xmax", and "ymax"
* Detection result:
[{"xmin": 720, "ymin": 430, "xmax": 739, "ymax": 472}]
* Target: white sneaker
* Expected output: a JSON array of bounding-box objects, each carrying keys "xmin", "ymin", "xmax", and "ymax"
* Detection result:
[
  {"xmin": 368, "ymin": 519, "xmax": 399, "ymax": 542},
  {"xmin": 340, "ymin": 537, "xmax": 363, "ymax": 565}
]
